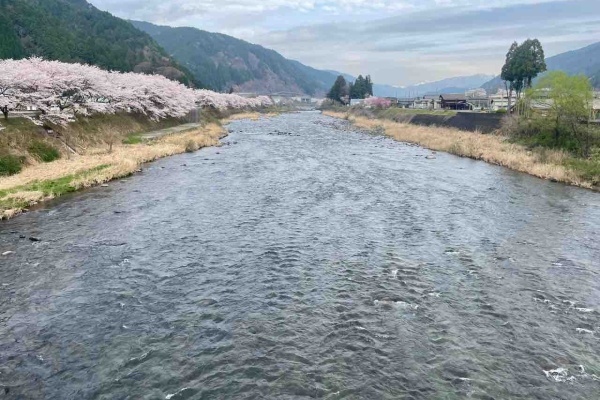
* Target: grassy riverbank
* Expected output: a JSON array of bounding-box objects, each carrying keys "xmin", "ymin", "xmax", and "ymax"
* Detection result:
[
  {"xmin": 0, "ymin": 112, "xmax": 269, "ymax": 219},
  {"xmin": 323, "ymin": 111, "xmax": 600, "ymax": 190}
]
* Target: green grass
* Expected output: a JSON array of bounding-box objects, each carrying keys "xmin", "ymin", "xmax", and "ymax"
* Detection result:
[
  {"xmin": 28, "ymin": 141, "xmax": 61, "ymax": 162},
  {"xmin": 122, "ymin": 133, "xmax": 143, "ymax": 144},
  {"xmin": 0, "ymin": 154, "xmax": 25, "ymax": 176},
  {"xmin": 0, "ymin": 164, "xmax": 110, "ymax": 210}
]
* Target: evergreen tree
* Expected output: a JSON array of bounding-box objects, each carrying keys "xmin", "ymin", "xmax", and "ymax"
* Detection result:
[
  {"xmin": 348, "ymin": 75, "xmax": 374, "ymax": 99},
  {"xmin": 365, "ymin": 75, "xmax": 373, "ymax": 96},
  {"xmin": 501, "ymin": 39, "xmax": 547, "ymax": 113},
  {"xmin": 327, "ymin": 75, "xmax": 348, "ymax": 104}
]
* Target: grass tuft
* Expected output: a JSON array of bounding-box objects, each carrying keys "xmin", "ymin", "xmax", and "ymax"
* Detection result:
[
  {"xmin": 0, "ymin": 154, "xmax": 25, "ymax": 176},
  {"xmin": 28, "ymin": 141, "xmax": 61, "ymax": 162}
]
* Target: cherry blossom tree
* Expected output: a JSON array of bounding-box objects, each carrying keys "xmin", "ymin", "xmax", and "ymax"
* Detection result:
[
  {"xmin": 0, "ymin": 57, "xmax": 273, "ymax": 126},
  {"xmin": 364, "ymin": 97, "xmax": 392, "ymax": 109}
]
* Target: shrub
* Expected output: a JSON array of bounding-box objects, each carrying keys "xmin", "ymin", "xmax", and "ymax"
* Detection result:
[
  {"xmin": 28, "ymin": 141, "xmax": 60, "ymax": 162},
  {"xmin": 185, "ymin": 140, "xmax": 198, "ymax": 153},
  {"xmin": 0, "ymin": 154, "xmax": 24, "ymax": 176}
]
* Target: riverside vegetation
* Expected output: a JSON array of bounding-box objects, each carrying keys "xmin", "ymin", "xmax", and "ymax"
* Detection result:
[
  {"xmin": 0, "ymin": 57, "xmax": 276, "ymax": 219},
  {"xmin": 0, "ymin": 110, "xmax": 274, "ymax": 220},
  {"xmin": 323, "ymin": 109, "xmax": 599, "ymax": 190},
  {"xmin": 321, "ymin": 39, "xmax": 599, "ymax": 190}
]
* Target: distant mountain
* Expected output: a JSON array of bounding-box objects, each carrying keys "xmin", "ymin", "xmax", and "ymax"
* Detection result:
[
  {"xmin": 481, "ymin": 41, "xmax": 600, "ymax": 92},
  {"xmin": 321, "ymin": 72, "xmax": 493, "ymax": 98},
  {"xmin": 132, "ymin": 20, "xmax": 337, "ymax": 95},
  {"xmin": 0, "ymin": 0, "xmax": 198, "ymax": 86},
  {"xmin": 372, "ymin": 74, "xmax": 495, "ymax": 97}
]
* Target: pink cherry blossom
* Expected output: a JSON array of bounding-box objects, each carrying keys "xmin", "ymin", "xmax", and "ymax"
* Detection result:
[{"xmin": 0, "ymin": 58, "xmax": 273, "ymax": 125}]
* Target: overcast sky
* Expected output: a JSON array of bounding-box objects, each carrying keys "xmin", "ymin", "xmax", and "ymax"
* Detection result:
[{"xmin": 89, "ymin": 0, "xmax": 600, "ymax": 86}]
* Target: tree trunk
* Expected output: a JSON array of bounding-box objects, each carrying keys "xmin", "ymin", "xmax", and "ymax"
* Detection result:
[
  {"xmin": 1, "ymin": 106, "xmax": 8, "ymax": 120},
  {"xmin": 507, "ymin": 84, "xmax": 513, "ymax": 115}
]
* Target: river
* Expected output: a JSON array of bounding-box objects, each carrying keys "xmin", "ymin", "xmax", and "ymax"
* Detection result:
[{"xmin": 1, "ymin": 112, "xmax": 599, "ymax": 399}]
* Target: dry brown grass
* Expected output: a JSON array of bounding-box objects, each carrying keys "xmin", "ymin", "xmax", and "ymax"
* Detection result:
[
  {"xmin": 223, "ymin": 112, "xmax": 278, "ymax": 123},
  {"xmin": 324, "ymin": 111, "xmax": 593, "ymax": 189},
  {"xmin": 0, "ymin": 123, "xmax": 224, "ymax": 219}
]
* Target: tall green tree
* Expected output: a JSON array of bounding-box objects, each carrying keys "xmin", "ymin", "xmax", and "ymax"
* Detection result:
[
  {"xmin": 348, "ymin": 75, "xmax": 374, "ymax": 99},
  {"xmin": 365, "ymin": 75, "xmax": 373, "ymax": 96},
  {"xmin": 327, "ymin": 75, "xmax": 349, "ymax": 104},
  {"xmin": 501, "ymin": 39, "xmax": 547, "ymax": 114}
]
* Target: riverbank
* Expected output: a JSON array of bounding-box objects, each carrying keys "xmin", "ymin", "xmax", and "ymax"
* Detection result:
[
  {"xmin": 0, "ymin": 112, "xmax": 268, "ymax": 219},
  {"xmin": 324, "ymin": 111, "xmax": 600, "ymax": 191}
]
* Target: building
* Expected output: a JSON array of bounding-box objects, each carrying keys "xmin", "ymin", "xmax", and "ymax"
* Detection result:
[
  {"xmin": 489, "ymin": 90, "xmax": 517, "ymax": 112},
  {"xmin": 418, "ymin": 95, "xmax": 441, "ymax": 110},
  {"xmin": 467, "ymin": 97, "xmax": 490, "ymax": 110},
  {"xmin": 350, "ymin": 99, "xmax": 365, "ymax": 106},
  {"xmin": 384, "ymin": 97, "xmax": 399, "ymax": 106},
  {"xmin": 439, "ymin": 94, "xmax": 469, "ymax": 110},
  {"xmin": 396, "ymin": 97, "xmax": 417, "ymax": 108}
]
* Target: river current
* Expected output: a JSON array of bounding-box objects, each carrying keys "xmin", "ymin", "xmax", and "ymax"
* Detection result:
[{"xmin": 1, "ymin": 112, "xmax": 599, "ymax": 399}]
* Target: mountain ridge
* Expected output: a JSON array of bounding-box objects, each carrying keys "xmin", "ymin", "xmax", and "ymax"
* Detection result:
[
  {"xmin": 132, "ymin": 20, "xmax": 337, "ymax": 95},
  {"xmin": 0, "ymin": 0, "xmax": 199, "ymax": 86}
]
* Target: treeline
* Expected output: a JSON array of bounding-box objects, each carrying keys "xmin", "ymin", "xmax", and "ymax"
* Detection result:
[
  {"xmin": 326, "ymin": 75, "xmax": 374, "ymax": 104},
  {"xmin": 0, "ymin": 58, "xmax": 272, "ymax": 126}
]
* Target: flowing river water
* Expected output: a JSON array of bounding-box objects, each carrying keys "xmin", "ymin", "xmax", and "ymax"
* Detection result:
[{"xmin": 1, "ymin": 112, "xmax": 599, "ymax": 399}]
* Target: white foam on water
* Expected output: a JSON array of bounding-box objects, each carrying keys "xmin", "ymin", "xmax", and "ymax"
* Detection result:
[
  {"xmin": 544, "ymin": 368, "xmax": 576, "ymax": 383},
  {"xmin": 575, "ymin": 307, "xmax": 594, "ymax": 313},
  {"xmin": 576, "ymin": 328, "xmax": 594, "ymax": 334},
  {"xmin": 129, "ymin": 351, "xmax": 150, "ymax": 363},
  {"xmin": 395, "ymin": 301, "xmax": 419, "ymax": 310},
  {"xmin": 391, "ymin": 269, "xmax": 398, "ymax": 278},
  {"xmin": 166, "ymin": 388, "xmax": 191, "ymax": 399}
]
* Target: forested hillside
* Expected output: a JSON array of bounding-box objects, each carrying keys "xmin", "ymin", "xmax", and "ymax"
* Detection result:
[
  {"xmin": 0, "ymin": 0, "xmax": 198, "ymax": 86},
  {"xmin": 132, "ymin": 20, "xmax": 336, "ymax": 95}
]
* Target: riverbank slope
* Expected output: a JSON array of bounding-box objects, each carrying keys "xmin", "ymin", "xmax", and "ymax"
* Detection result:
[
  {"xmin": 0, "ymin": 112, "xmax": 269, "ymax": 219},
  {"xmin": 323, "ymin": 111, "xmax": 599, "ymax": 191}
]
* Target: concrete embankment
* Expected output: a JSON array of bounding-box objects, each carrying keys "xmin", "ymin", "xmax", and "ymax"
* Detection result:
[{"xmin": 387, "ymin": 112, "xmax": 504, "ymax": 134}]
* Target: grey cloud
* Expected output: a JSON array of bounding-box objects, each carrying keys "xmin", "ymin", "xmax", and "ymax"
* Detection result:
[{"xmin": 256, "ymin": 0, "xmax": 600, "ymax": 83}]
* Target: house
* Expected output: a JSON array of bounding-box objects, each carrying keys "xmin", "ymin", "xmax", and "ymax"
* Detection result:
[
  {"xmin": 415, "ymin": 95, "xmax": 441, "ymax": 110},
  {"xmin": 489, "ymin": 90, "xmax": 517, "ymax": 112},
  {"xmin": 384, "ymin": 97, "xmax": 399, "ymax": 106},
  {"xmin": 350, "ymin": 99, "xmax": 365, "ymax": 106},
  {"xmin": 439, "ymin": 94, "xmax": 469, "ymax": 110},
  {"xmin": 467, "ymin": 97, "xmax": 490, "ymax": 111},
  {"xmin": 396, "ymin": 97, "xmax": 417, "ymax": 108}
]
